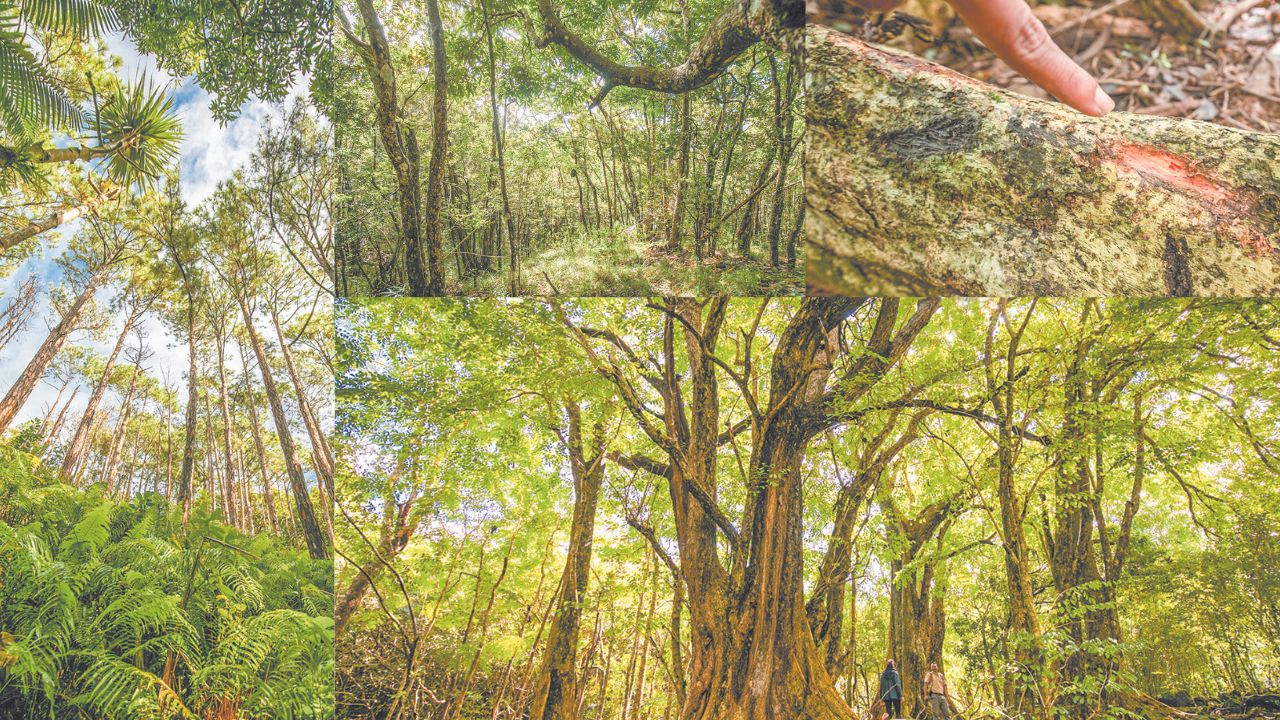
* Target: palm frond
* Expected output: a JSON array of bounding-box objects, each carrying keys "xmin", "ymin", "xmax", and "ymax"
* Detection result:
[
  {"xmin": 0, "ymin": 5, "xmax": 82, "ymax": 139},
  {"xmin": 87, "ymin": 78, "xmax": 183, "ymax": 186},
  {"xmin": 18, "ymin": 0, "xmax": 117, "ymax": 37}
]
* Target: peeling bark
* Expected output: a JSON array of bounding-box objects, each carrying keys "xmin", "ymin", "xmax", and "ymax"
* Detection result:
[{"xmin": 805, "ymin": 25, "xmax": 1280, "ymax": 296}]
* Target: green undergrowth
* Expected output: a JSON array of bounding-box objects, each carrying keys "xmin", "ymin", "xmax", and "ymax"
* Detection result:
[
  {"xmin": 0, "ymin": 444, "xmax": 335, "ymax": 720},
  {"xmin": 457, "ymin": 227, "xmax": 805, "ymax": 296}
]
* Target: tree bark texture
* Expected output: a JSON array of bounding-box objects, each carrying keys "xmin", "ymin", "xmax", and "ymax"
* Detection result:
[{"xmin": 806, "ymin": 25, "xmax": 1280, "ymax": 296}]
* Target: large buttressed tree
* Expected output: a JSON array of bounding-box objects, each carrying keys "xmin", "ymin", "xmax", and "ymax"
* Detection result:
[{"xmin": 335, "ymin": 298, "xmax": 1280, "ymax": 720}]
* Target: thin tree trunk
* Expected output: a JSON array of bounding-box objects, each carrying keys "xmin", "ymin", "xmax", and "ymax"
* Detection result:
[
  {"xmin": 103, "ymin": 358, "xmax": 142, "ymax": 496},
  {"xmin": 237, "ymin": 297, "xmax": 329, "ymax": 560},
  {"xmin": 215, "ymin": 331, "xmax": 240, "ymax": 528},
  {"xmin": 269, "ymin": 303, "xmax": 334, "ymax": 495},
  {"xmin": 529, "ymin": 400, "xmax": 607, "ymax": 720},
  {"xmin": 423, "ymin": 0, "xmax": 450, "ymax": 294},
  {"xmin": 62, "ymin": 304, "xmax": 143, "ymax": 482},
  {"xmin": 345, "ymin": 0, "xmax": 431, "ymax": 296},
  {"xmin": 0, "ymin": 274, "xmax": 102, "ymax": 434},
  {"xmin": 766, "ymin": 54, "xmax": 795, "ymax": 267},
  {"xmin": 177, "ymin": 298, "xmax": 199, "ymax": 526},
  {"xmin": 667, "ymin": 95, "xmax": 693, "ymax": 253}
]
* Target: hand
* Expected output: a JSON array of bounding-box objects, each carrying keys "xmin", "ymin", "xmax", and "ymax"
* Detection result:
[{"xmin": 834, "ymin": 0, "xmax": 1116, "ymax": 116}]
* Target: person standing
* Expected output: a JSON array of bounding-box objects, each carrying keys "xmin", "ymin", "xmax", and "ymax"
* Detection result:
[
  {"xmin": 879, "ymin": 659, "xmax": 903, "ymax": 718},
  {"xmin": 924, "ymin": 661, "xmax": 951, "ymax": 719}
]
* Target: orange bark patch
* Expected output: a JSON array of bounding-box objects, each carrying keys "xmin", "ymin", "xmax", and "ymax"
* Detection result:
[
  {"xmin": 1106, "ymin": 140, "xmax": 1276, "ymax": 256},
  {"xmin": 1107, "ymin": 141, "xmax": 1232, "ymax": 205}
]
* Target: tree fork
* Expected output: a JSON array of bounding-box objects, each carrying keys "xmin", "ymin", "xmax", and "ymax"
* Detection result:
[{"xmin": 805, "ymin": 25, "xmax": 1280, "ymax": 296}]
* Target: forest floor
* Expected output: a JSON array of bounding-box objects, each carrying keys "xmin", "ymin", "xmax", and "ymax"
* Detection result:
[
  {"xmin": 919, "ymin": 0, "xmax": 1280, "ymax": 133},
  {"xmin": 458, "ymin": 228, "xmax": 805, "ymax": 296}
]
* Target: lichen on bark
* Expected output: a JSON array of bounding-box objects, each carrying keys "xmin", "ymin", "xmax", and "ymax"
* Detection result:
[{"xmin": 805, "ymin": 24, "xmax": 1280, "ymax": 296}]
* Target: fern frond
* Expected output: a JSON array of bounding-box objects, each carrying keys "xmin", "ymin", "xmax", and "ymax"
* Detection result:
[{"xmin": 58, "ymin": 500, "xmax": 113, "ymax": 557}]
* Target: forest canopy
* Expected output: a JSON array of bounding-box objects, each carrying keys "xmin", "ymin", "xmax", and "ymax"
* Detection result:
[
  {"xmin": 332, "ymin": 0, "xmax": 804, "ymax": 296},
  {"xmin": 334, "ymin": 297, "xmax": 1280, "ymax": 720}
]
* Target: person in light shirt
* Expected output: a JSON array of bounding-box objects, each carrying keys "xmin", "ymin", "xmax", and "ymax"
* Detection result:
[{"xmin": 923, "ymin": 662, "xmax": 951, "ymax": 719}]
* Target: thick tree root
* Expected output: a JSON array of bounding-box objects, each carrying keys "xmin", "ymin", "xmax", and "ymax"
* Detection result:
[{"xmin": 805, "ymin": 24, "xmax": 1280, "ymax": 296}]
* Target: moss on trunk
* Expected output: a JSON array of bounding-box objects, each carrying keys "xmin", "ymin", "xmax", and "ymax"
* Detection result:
[{"xmin": 805, "ymin": 25, "xmax": 1280, "ymax": 296}]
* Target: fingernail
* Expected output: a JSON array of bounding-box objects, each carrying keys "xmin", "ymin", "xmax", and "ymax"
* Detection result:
[{"xmin": 1094, "ymin": 86, "xmax": 1115, "ymax": 115}]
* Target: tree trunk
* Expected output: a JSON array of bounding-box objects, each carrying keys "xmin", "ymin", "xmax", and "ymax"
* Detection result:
[
  {"xmin": 42, "ymin": 385, "xmax": 78, "ymax": 451},
  {"xmin": 346, "ymin": 0, "xmax": 430, "ymax": 296},
  {"xmin": 766, "ymin": 54, "xmax": 795, "ymax": 267},
  {"xmin": 177, "ymin": 298, "xmax": 199, "ymax": 526},
  {"xmin": 480, "ymin": 0, "xmax": 519, "ymax": 294},
  {"xmin": 335, "ymin": 494, "xmax": 420, "ymax": 634},
  {"xmin": 884, "ymin": 502, "xmax": 953, "ymax": 717},
  {"xmin": 805, "ymin": 25, "xmax": 1280, "ymax": 296},
  {"xmin": 269, "ymin": 304, "xmax": 335, "ymax": 496},
  {"xmin": 103, "ymin": 357, "xmax": 143, "ymax": 496},
  {"xmin": 0, "ymin": 274, "xmax": 101, "ymax": 434},
  {"xmin": 423, "ymin": 0, "xmax": 450, "ymax": 295},
  {"xmin": 986, "ymin": 301, "xmax": 1045, "ymax": 717},
  {"xmin": 61, "ymin": 305, "xmax": 142, "ymax": 481},
  {"xmin": 0, "ymin": 187, "xmax": 122, "ymax": 255},
  {"xmin": 529, "ymin": 400, "xmax": 606, "ymax": 720},
  {"xmin": 239, "ymin": 338, "xmax": 280, "ymax": 534},
  {"xmin": 237, "ymin": 297, "xmax": 329, "ymax": 560},
  {"xmin": 215, "ymin": 332, "xmax": 240, "ymax": 528},
  {"xmin": 668, "ymin": 95, "xmax": 693, "ymax": 253}
]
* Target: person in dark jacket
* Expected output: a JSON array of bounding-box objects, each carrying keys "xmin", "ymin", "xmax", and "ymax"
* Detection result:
[{"xmin": 879, "ymin": 659, "xmax": 903, "ymax": 718}]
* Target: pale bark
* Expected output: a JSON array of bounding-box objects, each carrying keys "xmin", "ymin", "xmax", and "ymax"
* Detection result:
[
  {"xmin": 238, "ymin": 339, "xmax": 279, "ymax": 534},
  {"xmin": 0, "ymin": 187, "xmax": 122, "ymax": 255},
  {"xmin": 103, "ymin": 355, "xmax": 143, "ymax": 496},
  {"xmin": 269, "ymin": 303, "xmax": 334, "ymax": 495},
  {"xmin": 806, "ymin": 25, "xmax": 1280, "ymax": 296}
]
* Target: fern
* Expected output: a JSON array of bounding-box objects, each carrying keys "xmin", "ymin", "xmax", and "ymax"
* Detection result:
[
  {"xmin": 0, "ymin": 450, "xmax": 335, "ymax": 720},
  {"xmin": 58, "ymin": 499, "xmax": 113, "ymax": 557}
]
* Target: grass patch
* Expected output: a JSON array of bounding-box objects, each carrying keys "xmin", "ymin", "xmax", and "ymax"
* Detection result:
[{"xmin": 457, "ymin": 226, "xmax": 804, "ymax": 296}]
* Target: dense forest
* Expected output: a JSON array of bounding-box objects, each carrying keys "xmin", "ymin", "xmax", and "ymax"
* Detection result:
[
  {"xmin": 1, "ymin": 0, "xmax": 335, "ymax": 716},
  {"xmin": 334, "ymin": 297, "xmax": 1280, "ymax": 720},
  {"xmin": 333, "ymin": 0, "xmax": 804, "ymax": 296}
]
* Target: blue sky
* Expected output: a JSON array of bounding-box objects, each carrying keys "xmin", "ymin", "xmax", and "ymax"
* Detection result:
[{"xmin": 0, "ymin": 32, "xmax": 307, "ymax": 426}]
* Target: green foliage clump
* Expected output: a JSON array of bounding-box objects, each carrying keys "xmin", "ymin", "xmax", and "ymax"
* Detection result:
[{"xmin": 0, "ymin": 444, "xmax": 335, "ymax": 719}]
